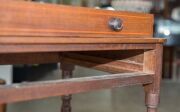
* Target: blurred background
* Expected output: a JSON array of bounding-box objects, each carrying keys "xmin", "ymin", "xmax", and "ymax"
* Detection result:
[{"xmin": 1, "ymin": 0, "xmax": 180, "ymax": 112}]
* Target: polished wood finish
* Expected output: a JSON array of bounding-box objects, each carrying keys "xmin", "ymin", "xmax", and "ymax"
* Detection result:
[
  {"xmin": 0, "ymin": 72, "xmax": 153, "ymax": 104},
  {"xmin": 143, "ymin": 44, "xmax": 163, "ymax": 112},
  {"xmin": 60, "ymin": 53, "xmax": 143, "ymax": 73},
  {"xmin": 0, "ymin": 1, "xmax": 165, "ymax": 112},
  {"xmin": 0, "ymin": 0, "xmax": 153, "ymax": 37},
  {"xmin": 0, "ymin": 37, "xmax": 165, "ymax": 44},
  {"xmin": 0, "ymin": 44, "xmax": 156, "ymax": 53}
]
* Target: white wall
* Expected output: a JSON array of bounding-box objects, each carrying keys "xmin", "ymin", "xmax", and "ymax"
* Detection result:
[{"xmin": 0, "ymin": 65, "xmax": 13, "ymax": 85}]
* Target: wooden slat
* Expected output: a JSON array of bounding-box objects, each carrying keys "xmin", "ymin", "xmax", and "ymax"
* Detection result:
[
  {"xmin": 0, "ymin": 51, "xmax": 144, "ymax": 65},
  {"xmin": 0, "ymin": 52, "xmax": 143, "ymax": 73},
  {"xmin": 0, "ymin": 0, "xmax": 153, "ymax": 37},
  {"xmin": 0, "ymin": 44, "xmax": 155, "ymax": 54},
  {"xmin": 60, "ymin": 56, "xmax": 129, "ymax": 73},
  {"xmin": 0, "ymin": 72, "xmax": 153, "ymax": 104},
  {"xmin": 0, "ymin": 37, "xmax": 165, "ymax": 44},
  {"xmin": 60, "ymin": 53, "xmax": 143, "ymax": 73},
  {"xmin": 77, "ymin": 50, "xmax": 145, "ymax": 64},
  {"xmin": 0, "ymin": 53, "xmax": 60, "ymax": 65}
]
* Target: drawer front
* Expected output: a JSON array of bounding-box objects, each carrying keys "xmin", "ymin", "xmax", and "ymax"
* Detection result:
[{"xmin": 0, "ymin": 0, "xmax": 153, "ymax": 37}]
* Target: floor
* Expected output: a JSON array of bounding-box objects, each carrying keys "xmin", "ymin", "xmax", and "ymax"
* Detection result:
[{"xmin": 6, "ymin": 65, "xmax": 180, "ymax": 112}]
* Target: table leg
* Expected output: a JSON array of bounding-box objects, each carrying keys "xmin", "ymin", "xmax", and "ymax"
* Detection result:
[
  {"xmin": 143, "ymin": 44, "xmax": 163, "ymax": 112},
  {"xmin": 147, "ymin": 108, "xmax": 157, "ymax": 112},
  {"xmin": 60, "ymin": 62, "xmax": 75, "ymax": 112},
  {"xmin": 0, "ymin": 79, "xmax": 6, "ymax": 112}
]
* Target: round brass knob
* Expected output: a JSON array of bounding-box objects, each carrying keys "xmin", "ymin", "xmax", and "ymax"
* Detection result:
[{"xmin": 108, "ymin": 18, "xmax": 123, "ymax": 31}]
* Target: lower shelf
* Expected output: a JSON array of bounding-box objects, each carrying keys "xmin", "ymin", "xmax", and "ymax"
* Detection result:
[{"xmin": 0, "ymin": 72, "xmax": 153, "ymax": 104}]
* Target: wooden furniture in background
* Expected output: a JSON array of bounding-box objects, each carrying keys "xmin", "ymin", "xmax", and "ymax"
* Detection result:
[
  {"xmin": 162, "ymin": 47, "xmax": 174, "ymax": 79},
  {"xmin": 0, "ymin": 1, "xmax": 165, "ymax": 112}
]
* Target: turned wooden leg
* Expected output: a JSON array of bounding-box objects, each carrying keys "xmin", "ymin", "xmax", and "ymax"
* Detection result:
[
  {"xmin": 145, "ymin": 93, "xmax": 160, "ymax": 112},
  {"xmin": 0, "ymin": 79, "xmax": 6, "ymax": 112},
  {"xmin": 147, "ymin": 108, "xmax": 157, "ymax": 112},
  {"xmin": 60, "ymin": 62, "xmax": 75, "ymax": 112},
  {"xmin": 143, "ymin": 44, "xmax": 163, "ymax": 112}
]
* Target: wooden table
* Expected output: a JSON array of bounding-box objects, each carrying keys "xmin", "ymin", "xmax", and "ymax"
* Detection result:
[{"xmin": 0, "ymin": 1, "xmax": 165, "ymax": 112}]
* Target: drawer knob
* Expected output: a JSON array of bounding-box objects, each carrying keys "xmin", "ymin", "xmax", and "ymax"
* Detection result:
[{"xmin": 108, "ymin": 18, "xmax": 123, "ymax": 31}]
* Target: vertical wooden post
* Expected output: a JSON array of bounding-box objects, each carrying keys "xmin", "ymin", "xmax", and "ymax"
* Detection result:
[
  {"xmin": 143, "ymin": 44, "xmax": 163, "ymax": 112},
  {"xmin": 60, "ymin": 62, "xmax": 75, "ymax": 112},
  {"xmin": 0, "ymin": 79, "xmax": 6, "ymax": 112}
]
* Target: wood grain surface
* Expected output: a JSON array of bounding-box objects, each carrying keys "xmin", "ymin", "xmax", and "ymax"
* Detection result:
[
  {"xmin": 0, "ymin": 1, "xmax": 165, "ymax": 112},
  {"xmin": 0, "ymin": 0, "xmax": 154, "ymax": 37},
  {"xmin": 60, "ymin": 53, "xmax": 143, "ymax": 73},
  {"xmin": 0, "ymin": 44, "xmax": 156, "ymax": 53},
  {"xmin": 0, "ymin": 72, "xmax": 153, "ymax": 104},
  {"xmin": 0, "ymin": 37, "xmax": 165, "ymax": 44}
]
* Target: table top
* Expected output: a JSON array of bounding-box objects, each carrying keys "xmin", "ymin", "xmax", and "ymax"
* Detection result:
[
  {"xmin": 0, "ymin": 37, "xmax": 165, "ymax": 44},
  {"xmin": 0, "ymin": 0, "xmax": 166, "ymax": 54}
]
